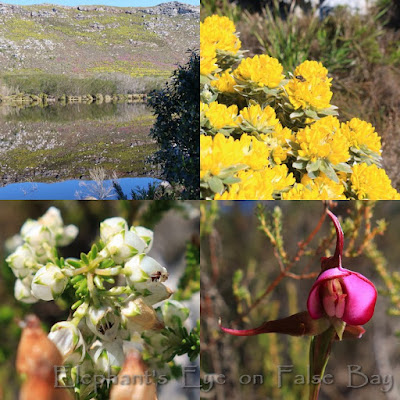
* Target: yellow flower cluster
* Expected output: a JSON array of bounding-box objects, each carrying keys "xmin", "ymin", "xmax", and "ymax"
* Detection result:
[
  {"xmin": 200, "ymin": 15, "xmax": 399, "ymax": 200},
  {"xmin": 201, "ymin": 102, "xmax": 238, "ymax": 131},
  {"xmin": 200, "ymin": 133, "xmax": 270, "ymax": 178},
  {"xmin": 200, "ymin": 15, "xmax": 241, "ymax": 76},
  {"xmin": 341, "ymin": 118, "xmax": 381, "ymax": 153},
  {"xmin": 234, "ymin": 54, "xmax": 284, "ymax": 89},
  {"xmin": 350, "ymin": 164, "xmax": 400, "ymax": 200},
  {"xmin": 285, "ymin": 61, "xmax": 333, "ymax": 110},
  {"xmin": 283, "ymin": 176, "xmax": 346, "ymax": 200},
  {"xmin": 296, "ymin": 116, "xmax": 349, "ymax": 166}
]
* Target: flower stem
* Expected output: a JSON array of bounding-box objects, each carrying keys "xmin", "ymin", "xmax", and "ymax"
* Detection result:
[{"xmin": 308, "ymin": 326, "xmax": 336, "ymax": 400}]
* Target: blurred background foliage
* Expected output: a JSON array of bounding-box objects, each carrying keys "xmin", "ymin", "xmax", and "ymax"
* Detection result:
[
  {"xmin": 0, "ymin": 200, "xmax": 200, "ymax": 400},
  {"xmin": 200, "ymin": 201, "xmax": 400, "ymax": 400},
  {"xmin": 200, "ymin": 0, "xmax": 400, "ymax": 190}
]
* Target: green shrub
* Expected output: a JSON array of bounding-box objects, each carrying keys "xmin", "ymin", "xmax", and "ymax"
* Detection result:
[{"xmin": 148, "ymin": 51, "xmax": 200, "ymax": 199}]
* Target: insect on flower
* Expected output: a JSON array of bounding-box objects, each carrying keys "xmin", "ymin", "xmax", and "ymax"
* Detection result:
[
  {"xmin": 295, "ymin": 75, "xmax": 306, "ymax": 82},
  {"xmin": 150, "ymin": 271, "xmax": 163, "ymax": 282}
]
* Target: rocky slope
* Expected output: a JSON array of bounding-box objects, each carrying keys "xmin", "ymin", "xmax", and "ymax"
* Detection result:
[{"xmin": 0, "ymin": 2, "xmax": 199, "ymax": 81}]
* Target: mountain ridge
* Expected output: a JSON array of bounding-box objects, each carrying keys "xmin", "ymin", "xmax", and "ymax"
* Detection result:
[{"xmin": 0, "ymin": 0, "xmax": 199, "ymax": 87}]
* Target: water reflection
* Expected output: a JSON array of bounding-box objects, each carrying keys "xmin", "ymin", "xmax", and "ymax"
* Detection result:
[
  {"xmin": 0, "ymin": 177, "xmax": 160, "ymax": 200},
  {"xmin": 0, "ymin": 102, "xmax": 150, "ymax": 123}
]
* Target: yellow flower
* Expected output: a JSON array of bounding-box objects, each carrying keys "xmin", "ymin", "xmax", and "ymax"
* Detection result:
[
  {"xmin": 202, "ymin": 15, "xmax": 236, "ymax": 34},
  {"xmin": 285, "ymin": 60, "xmax": 333, "ymax": 110},
  {"xmin": 200, "ymin": 43, "xmax": 218, "ymax": 76},
  {"xmin": 211, "ymin": 70, "xmax": 236, "ymax": 93},
  {"xmin": 239, "ymin": 104, "xmax": 279, "ymax": 133},
  {"xmin": 200, "ymin": 133, "xmax": 270, "ymax": 178},
  {"xmin": 200, "ymin": 16, "xmax": 241, "ymax": 56},
  {"xmin": 341, "ymin": 118, "xmax": 382, "ymax": 154},
  {"xmin": 281, "ymin": 184, "xmax": 321, "ymax": 200},
  {"xmin": 350, "ymin": 163, "xmax": 400, "ymax": 200},
  {"xmin": 204, "ymin": 102, "xmax": 238, "ymax": 130},
  {"xmin": 234, "ymin": 55, "xmax": 284, "ymax": 88},
  {"xmin": 296, "ymin": 116, "xmax": 349, "ymax": 165},
  {"xmin": 259, "ymin": 124, "xmax": 294, "ymax": 164},
  {"xmin": 215, "ymin": 165, "xmax": 294, "ymax": 200},
  {"xmin": 282, "ymin": 175, "xmax": 346, "ymax": 199}
]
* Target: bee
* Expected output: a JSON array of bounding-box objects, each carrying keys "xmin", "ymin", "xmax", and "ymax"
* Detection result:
[
  {"xmin": 150, "ymin": 271, "xmax": 162, "ymax": 282},
  {"xmin": 295, "ymin": 75, "xmax": 306, "ymax": 82}
]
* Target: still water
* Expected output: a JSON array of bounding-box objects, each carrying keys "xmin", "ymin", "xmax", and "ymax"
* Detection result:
[
  {"xmin": 0, "ymin": 102, "xmax": 159, "ymax": 194},
  {"xmin": 0, "ymin": 177, "xmax": 161, "ymax": 200}
]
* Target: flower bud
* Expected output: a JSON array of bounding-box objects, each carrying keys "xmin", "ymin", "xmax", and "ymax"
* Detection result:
[
  {"xmin": 57, "ymin": 224, "xmax": 79, "ymax": 247},
  {"xmin": 100, "ymin": 217, "xmax": 128, "ymax": 243},
  {"xmin": 48, "ymin": 321, "xmax": 86, "ymax": 364},
  {"xmin": 4, "ymin": 233, "xmax": 23, "ymax": 254},
  {"xmin": 110, "ymin": 351, "xmax": 158, "ymax": 400},
  {"xmin": 100, "ymin": 231, "xmax": 147, "ymax": 265},
  {"xmin": 6, "ymin": 244, "xmax": 38, "ymax": 278},
  {"xmin": 31, "ymin": 264, "xmax": 68, "ymax": 301},
  {"xmin": 17, "ymin": 315, "xmax": 63, "ymax": 380},
  {"xmin": 124, "ymin": 255, "xmax": 168, "ymax": 286},
  {"xmin": 22, "ymin": 223, "xmax": 55, "ymax": 249},
  {"xmin": 131, "ymin": 226, "xmax": 154, "ymax": 252},
  {"xmin": 38, "ymin": 207, "xmax": 64, "ymax": 230},
  {"xmin": 14, "ymin": 277, "xmax": 38, "ymax": 304},
  {"xmin": 121, "ymin": 298, "xmax": 164, "ymax": 332},
  {"xmin": 39, "ymin": 207, "xmax": 78, "ymax": 247},
  {"xmin": 161, "ymin": 300, "xmax": 190, "ymax": 328}
]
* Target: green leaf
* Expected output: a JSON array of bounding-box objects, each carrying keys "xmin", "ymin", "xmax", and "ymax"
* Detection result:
[
  {"xmin": 334, "ymin": 163, "xmax": 352, "ymax": 174},
  {"xmin": 304, "ymin": 109, "xmax": 319, "ymax": 120},
  {"xmin": 307, "ymin": 170, "xmax": 320, "ymax": 179},
  {"xmin": 290, "ymin": 110, "xmax": 304, "ymax": 119},
  {"xmin": 306, "ymin": 160, "xmax": 321, "ymax": 173},
  {"xmin": 67, "ymin": 259, "xmax": 82, "ymax": 269},
  {"xmin": 293, "ymin": 161, "xmax": 307, "ymax": 169},
  {"xmin": 208, "ymin": 177, "xmax": 224, "ymax": 194},
  {"xmin": 222, "ymin": 177, "xmax": 241, "ymax": 185},
  {"xmin": 320, "ymin": 161, "xmax": 339, "ymax": 183}
]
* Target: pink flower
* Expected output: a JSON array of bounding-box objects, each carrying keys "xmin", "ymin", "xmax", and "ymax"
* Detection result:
[{"xmin": 307, "ymin": 210, "xmax": 377, "ymax": 326}]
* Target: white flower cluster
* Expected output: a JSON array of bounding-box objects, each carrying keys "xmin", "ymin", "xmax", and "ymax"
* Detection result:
[
  {"xmin": 6, "ymin": 208, "xmax": 191, "ymax": 398},
  {"xmin": 6, "ymin": 207, "xmax": 78, "ymax": 303}
]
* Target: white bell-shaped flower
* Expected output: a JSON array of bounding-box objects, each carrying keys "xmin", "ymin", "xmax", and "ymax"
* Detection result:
[
  {"xmin": 14, "ymin": 277, "xmax": 38, "ymax": 304},
  {"xmin": 31, "ymin": 264, "xmax": 68, "ymax": 301},
  {"xmin": 6, "ymin": 244, "xmax": 39, "ymax": 279},
  {"xmin": 86, "ymin": 305, "xmax": 120, "ymax": 341},
  {"xmin": 57, "ymin": 224, "xmax": 79, "ymax": 247},
  {"xmin": 124, "ymin": 255, "xmax": 168, "ymax": 285},
  {"xmin": 23, "ymin": 224, "xmax": 56, "ymax": 250},
  {"xmin": 100, "ymin": 230, "xmax": 146, "ymax": 265},
  {"xmin": 141, "ymin": 283, "xmax": 173, "ymax": 306},
  {"xmin": 48, "ymin": 321, "xmax": 86, "ymax": 364},
  {"xmin": 4, "ymin": 233, "xmax": 23, "ymax": 254},
  {"xmin": 38, "ymin": 207, "xmax": 64, "ymax": 230},
  {"xmin": 89, "ymin": 339, "xmax": 125, "ymax": 375},
  {"xmin": 130, "ymin": 226, "xmax": 154, "ymax": 252},
  {"xmin": 161, "ymin": 300, "xmax": 190, "ymax": 328},
  {"xmin": 100, "ymin": 217, "xmax": 128, "ymax": 243}
]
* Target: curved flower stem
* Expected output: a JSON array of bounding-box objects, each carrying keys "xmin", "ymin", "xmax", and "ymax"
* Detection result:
[
  {"xmin": 309, "ymin": 326, "xmax": 336, "ymax": 400},
  {"xmin": 87, "ymin": 273, "xmax": 99, "ymax": 307}
]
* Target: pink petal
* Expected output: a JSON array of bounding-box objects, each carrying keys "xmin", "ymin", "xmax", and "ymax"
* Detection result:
[
  {"xmin": 307, "ymin": 267, "xmax": 350, "ymax": 319},
  {"xmin": 341, "ymin": 272, "xmax": 377, "ymax": 325}
]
